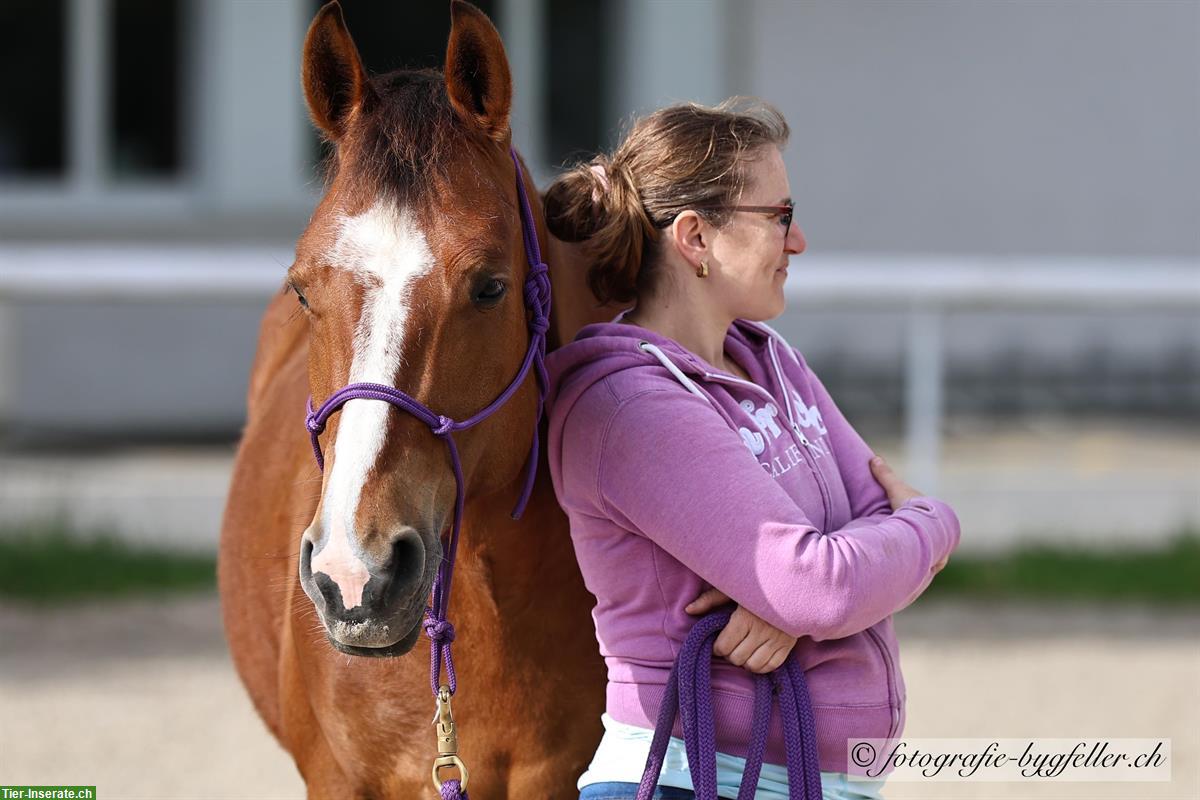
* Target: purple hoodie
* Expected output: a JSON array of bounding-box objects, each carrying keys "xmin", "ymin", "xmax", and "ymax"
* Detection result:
[{"xmin": 544, "ymin": 309, "xmax": 961, "ymax": 774}]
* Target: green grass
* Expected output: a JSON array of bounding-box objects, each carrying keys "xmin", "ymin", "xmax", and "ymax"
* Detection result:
[
  {"xmin": 925, "ymin": 529, "xmax": 1200, "ymax": 605},
  {"xmin": 0, "ymin": 524, "xmax": 216, "ymax": 605},
  {"xmin": 0, "ymin": 524, "xmax": 1197, "ymax": 606}
]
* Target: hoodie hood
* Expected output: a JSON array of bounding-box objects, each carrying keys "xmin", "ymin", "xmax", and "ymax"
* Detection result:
[{"xmin": 545, "ymin": 308, "xmax": 796, "ymax": 438}]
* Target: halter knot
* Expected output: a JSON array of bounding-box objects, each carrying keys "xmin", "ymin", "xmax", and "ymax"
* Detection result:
[
  {"xmin": 305, "ymin": 414, "xmax": 324, "ymax": 434},
  {"xmin": 528, "ymin": 312, "xmax": 550, "ymax": 336},
  {"xmin": 524, "ymin": 263, "xmax": 550, "ymax": 305},
  {"xmin": 423, "ymin": 616, "xmax": 456, "ymax": 645},
  {"xmin": 433, "ymin": 415, "xmax": 455, "ymax": 437},
  {"xmin": 524, "ymin": 264, "xmax": 551, "ymax": 335}
]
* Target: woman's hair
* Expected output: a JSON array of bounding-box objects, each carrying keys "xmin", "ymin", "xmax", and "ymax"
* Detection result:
[{"xmin": 544, "ymin": 97, "xmax": 789, "ymax": 305}]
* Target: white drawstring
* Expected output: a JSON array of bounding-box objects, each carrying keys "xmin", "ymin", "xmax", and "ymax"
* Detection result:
[{"xmin": 636, "ymin": 341, "xmax": 712, "ymax": 406}]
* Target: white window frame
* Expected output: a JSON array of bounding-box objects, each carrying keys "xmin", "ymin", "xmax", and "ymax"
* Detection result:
[{"xmin": 0, "ymin": 0, "xmax": 318, "ymax": 230}]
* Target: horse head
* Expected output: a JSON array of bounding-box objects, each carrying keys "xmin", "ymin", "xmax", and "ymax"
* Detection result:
[{"xmin": 290, "ymin": 1, "xmax": 541, "ymax": 657}]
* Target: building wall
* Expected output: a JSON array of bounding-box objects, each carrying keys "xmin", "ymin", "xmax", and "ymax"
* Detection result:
[
  {"xmin": 0, "ymin": 0, "xmax": 1195, "ymax": 438},
  {"xmin": 612, "ymin": 0, "xmax": 1199, "ymax": 259},
  {"xmin": 751, "ymin": 0, "xmax": 1199, "ymax": 258}
]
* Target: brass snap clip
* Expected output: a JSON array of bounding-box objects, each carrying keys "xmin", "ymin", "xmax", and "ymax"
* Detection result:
[{"xmin": 431, "ymin": 685, "xmax": 469, "ymax": 792}]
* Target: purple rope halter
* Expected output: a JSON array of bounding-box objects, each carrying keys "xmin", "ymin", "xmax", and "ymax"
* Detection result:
[
  {"xmin": 636, "ymin": 609, "xmax": 824, "ymax": 800},
  {"xmin": 303, "ymin": 148, "xmax": 549, "ymax": 799}
]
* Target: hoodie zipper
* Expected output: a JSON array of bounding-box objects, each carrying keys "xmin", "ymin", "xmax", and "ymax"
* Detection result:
[
  {"xmin": 760, "ymin": 334, "xmax": 899, "ymax": 740},
  {"xmin": 696, "ymin": 363, "xmax": 833, "ymax": 528},
  {"xmin": 865, "ymin": 626, "xmax": 901, "ymax": 745},
  {"xmin": 765, "ymin": 337, "xmax": 833, "ymax": 527},
  {"xmin": 764, "ymin": 332, "xmax": 899, "ymax": 742}
]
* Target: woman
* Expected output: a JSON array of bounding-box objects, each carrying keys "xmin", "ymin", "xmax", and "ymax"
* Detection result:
[{"xmin": 542, "ymin": 99, "xmax": 961, "ymax": 800}]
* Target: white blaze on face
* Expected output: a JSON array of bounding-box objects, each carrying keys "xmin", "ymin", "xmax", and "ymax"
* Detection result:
[{"xmin": 310, "ymin": 202, "xmax": 434, "ymax": 611}]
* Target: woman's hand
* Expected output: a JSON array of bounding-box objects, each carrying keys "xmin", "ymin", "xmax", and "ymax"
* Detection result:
[
  {"xmin": 685, "ymin": 588, "xmax": 797, "ymax": 674},
  {"xmin": 869, "ymin": 455, "xmax": 923, "ymax": 511},
  {"xmin": 870, "ymin": 455, "xmax": 950, "ymax": 571}
]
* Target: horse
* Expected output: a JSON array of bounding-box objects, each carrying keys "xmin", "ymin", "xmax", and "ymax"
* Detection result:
[{"xmin": 218, "ymin": 2, "xmax": 622, "ymax": 796}]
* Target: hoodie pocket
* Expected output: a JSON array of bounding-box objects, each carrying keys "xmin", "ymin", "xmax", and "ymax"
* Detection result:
[
  {"xmin": 800, "ymin": 627, "xmax": 893, "ymax": 710},
  {"xmin": 864, "ymin": 625, "xmax": 902, "ymax": 744}
]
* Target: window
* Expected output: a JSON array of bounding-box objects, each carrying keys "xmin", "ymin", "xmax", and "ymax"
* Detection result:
[
  {"xmin": 546, "ymin": 0, "xmax": 610, "ymax": 166},
  {"xmin": 110, "ymin": 0, "xmax": 182, "ymax": 179},
  {"xmin": 0, "ymin": 0, "xmax": 184, "ymax": 184},
  {"xmin": 0, "ymin": 1, "xmax": 66, "ymax": 177}
]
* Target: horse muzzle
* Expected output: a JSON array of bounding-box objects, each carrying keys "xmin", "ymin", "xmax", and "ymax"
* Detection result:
[{"xmin": 298, "ymin": 525, "xmax": 435, "ymax": 656}]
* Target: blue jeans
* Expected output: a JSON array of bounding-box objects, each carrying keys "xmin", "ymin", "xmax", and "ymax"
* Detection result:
[{"xmin": 579, "ymin": 782, "xmax": 696, "ymax": 799}]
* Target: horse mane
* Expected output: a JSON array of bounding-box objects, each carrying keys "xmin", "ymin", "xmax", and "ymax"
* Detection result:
[{"xmin": 319, "ymin": 68, "xmax": 470, "ymax": 206}]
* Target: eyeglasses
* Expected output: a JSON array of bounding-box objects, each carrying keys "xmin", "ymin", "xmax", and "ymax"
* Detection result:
[{"xmin": 692, "ymin": 203, "xmax": 794, "ymax": 232}]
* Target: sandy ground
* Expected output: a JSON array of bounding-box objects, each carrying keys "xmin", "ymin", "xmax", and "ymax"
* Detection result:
[{"xmin": 0, "ymin": 595, "xmax": 1196, "ymax": 800}]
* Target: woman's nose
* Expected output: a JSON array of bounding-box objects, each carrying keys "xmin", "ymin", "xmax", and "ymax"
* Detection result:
[{"xmin": 785, "ymin": 222, "xmax": 806, "ymax": 254}]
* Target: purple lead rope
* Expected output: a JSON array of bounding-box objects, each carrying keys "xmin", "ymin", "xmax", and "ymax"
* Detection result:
[{"xmin": 636, "ymin": 610, "xmax": 824, "ymax": 800}]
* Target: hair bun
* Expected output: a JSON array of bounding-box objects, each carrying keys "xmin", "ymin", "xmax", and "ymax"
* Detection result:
[
  {"xmin": 544, "ymin": 155, "xmax": 650, "ymax": 305},
  {"xmin": 545, "ymin": 163, "xmax": 600, "ymax": 243},
  {"xmin": 587, "ymin": 162, "xmax": 610, "ymax": 201}
]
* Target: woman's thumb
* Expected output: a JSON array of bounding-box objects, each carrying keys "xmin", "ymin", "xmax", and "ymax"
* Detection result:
[
  {"xmin": 686, "ymin": 587, "xmax": 729, "ymax": 614},
  {"xmin": 872, "ymin": 456, "xmax": 904, "ymax": 493}
]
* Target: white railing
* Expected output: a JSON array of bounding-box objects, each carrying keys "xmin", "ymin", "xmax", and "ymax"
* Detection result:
[
  {"xmin": 783, "ymin": 255, "xmax": 1200, "ymax": 493},
  {"xmin": 0, "ymin": 245, "xmax": 289, "ymax": 300},
  {"xmin": 1, "ymin": 246, "xmax": 1197, "ymax": 492}
]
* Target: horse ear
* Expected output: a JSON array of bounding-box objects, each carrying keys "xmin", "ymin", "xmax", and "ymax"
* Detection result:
[
  {"xmin": 445, "ymin": 0, "xmax": 512, "ymax": 142},
  {"xmin": 302, "ymin": 1, "xmax": 370, "ymax": 141}
]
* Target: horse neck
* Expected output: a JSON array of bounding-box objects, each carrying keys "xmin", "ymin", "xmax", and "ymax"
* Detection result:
[
  {"xmin": 445, "ymin": 234, "xmax": 624, "ymax": 623},
  {"xmin": 451, "ymin": 442, "xmax": 572, "ymax": 623},
  {"xmin": 545, "ymin": 234, "xmax": 632, "ymax": 349}
]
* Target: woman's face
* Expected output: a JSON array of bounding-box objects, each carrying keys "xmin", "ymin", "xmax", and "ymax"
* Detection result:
[{"xmin": 708, "ymin": 146, "xmax": 807, "ymax": 321}]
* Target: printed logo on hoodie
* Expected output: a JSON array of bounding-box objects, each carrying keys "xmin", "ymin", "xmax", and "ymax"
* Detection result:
[
  {"xmin": 738, "ymin": 395, "xmax": 830, "ymax": 478},
  {"xmin": 792, "ymin": 391, "xmax": 829, "ymax": 439}
]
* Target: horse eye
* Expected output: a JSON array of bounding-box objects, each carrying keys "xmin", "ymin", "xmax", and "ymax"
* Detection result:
[
  {"xmin": 475, "ymin": 278, "xmax": 506, "ymax": 304},
  {"xmin": 289, "ymin": 282, "xmax": 309, "ymax": 309}
]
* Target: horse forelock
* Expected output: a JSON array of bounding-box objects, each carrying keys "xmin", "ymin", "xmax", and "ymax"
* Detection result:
[{"xmin": 320, "ymin": 68, "xmax": 487, "ymax": 211}]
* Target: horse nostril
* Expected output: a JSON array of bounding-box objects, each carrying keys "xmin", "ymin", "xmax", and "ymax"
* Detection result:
[
  {"xmin": 315, "ymin": 572, "xmax": 343, "ymax": 611},
  {"xmin": 299, "ymin": 537, "xmax": 316, "ymax": 584},
  {"xmin": 301, "ymin": 536, "xmax": 313, "ymax": 562},
  {"xmin": 385, "ymin": 529, "xmax": 424, "ymax": 599},
  {"xmin": 301, "ymin": 539, "xmax": 343, "ymax": 612}
]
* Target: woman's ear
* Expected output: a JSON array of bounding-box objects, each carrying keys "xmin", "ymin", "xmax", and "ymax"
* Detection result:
[{"xmin": 668, "ymin": 210, "xmax": 710, "ymax": 271}]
